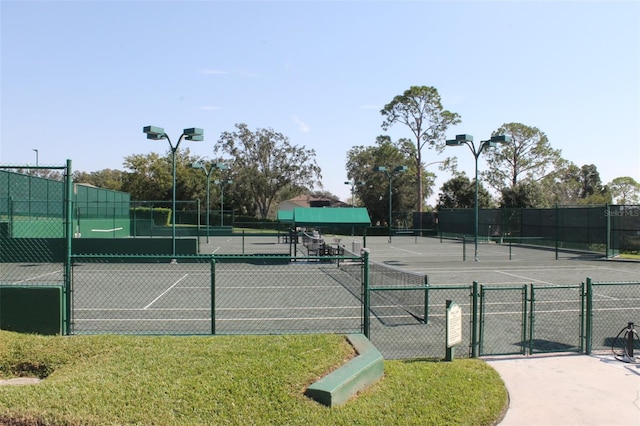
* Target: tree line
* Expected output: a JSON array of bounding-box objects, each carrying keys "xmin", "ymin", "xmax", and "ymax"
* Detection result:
[{"xmin": 48, "ymin": 85, "xmax": 638, "ymax": 224}]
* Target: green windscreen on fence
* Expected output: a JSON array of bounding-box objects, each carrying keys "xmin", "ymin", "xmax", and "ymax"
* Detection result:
[
  {"xmin": 437, "ymin": 205, "xmax": 626, "ymax": 254},
  {"xmin": 74, "ymin": 183, "xmax": 131, "ymax": 238},
  {"xmin": 0, "ymin": 286, "xmax": 63, "ymax": 335}
]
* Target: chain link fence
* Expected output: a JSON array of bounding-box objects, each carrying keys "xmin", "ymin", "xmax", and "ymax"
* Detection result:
[
  {"xmin": 587, "ymin": 279, "xmax": 640, "ymax": 354},
  {"xmin": 2, "ymin": 166, "xmax": 639, "ymax": 360},
  {"xmin": 1, "ymin": 164, "xmax": 73, "ymax": 335}
]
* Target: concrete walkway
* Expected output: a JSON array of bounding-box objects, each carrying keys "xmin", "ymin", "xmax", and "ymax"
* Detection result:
[{"xmin": 486, "ymin": 353, "xmax": 640, "ymax": 426}]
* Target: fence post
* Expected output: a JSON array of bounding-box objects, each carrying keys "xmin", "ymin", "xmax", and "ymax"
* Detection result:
[
  {"xmin": 471, "ymin": 281, "xmax": 479, "ymax": 358},
  {"xmin": 522, "ymin": 285, "xmax": 528, "ymax": 355},
  {"xmin": 585, "ymin": 277, "xmax": 593, "ymax": 354},
  {"xmin": 64, "ymin": 159, "xmax": 73, "ymax": 335},
  {"xmin": 463, "ymin": 236, "xmax": 467, "ymax": 262},
  {"xmin": 363, "ymin": 249, "xmax": 370, "ymax": 338},
  {"xmin": 423, "ymin": 275, "xmax": 429, "ymax": 324},
  {"xmin": 528, "ymin": 284, "xmax": 535, "ymax": 355},
  {"xmin": 211, "ymin": 257, "xmax": 216, "ymax": 335},
  {"xmin": 555, "ymin": 203, "xmax": 559, "ymax": 260},
  {"xmin": 605, "ymin": 204, "xmax": 611, "ymax": 258}
]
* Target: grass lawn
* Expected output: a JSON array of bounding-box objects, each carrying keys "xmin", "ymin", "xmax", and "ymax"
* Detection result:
[
  {"xmin": 0, "ymin": 331, "xmax": 507, "ymax": 425},
  {"xmin": 620, "ymin": 252, "xmax": 640, "ymax": 260}
]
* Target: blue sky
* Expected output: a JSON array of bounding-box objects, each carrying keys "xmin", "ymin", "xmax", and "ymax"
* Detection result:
[{"xmin": 1, "ymin": 0, "xmax": 638, "ymax": 205}]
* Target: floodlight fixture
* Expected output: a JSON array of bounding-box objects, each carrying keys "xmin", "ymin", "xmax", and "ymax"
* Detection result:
[
  {"xmin": 183, "ymin": 128, "xmax": 204, "ymax": 136},
  {"xmin": 143, "ymin": 125, "xmax": 167, "ymax": 140},
  {"xmin": 445, "ymin": 132, "xmax": 509, "ymax": 268},
  {"xmin": 373, "ymin": 166, "xmax": 387, "ymax": 173},
  {"xmin": 142, "ymin": 124, "xmax": 203, "ymax": 258},
  {"xmin": 394, "ymin": 165, "xmax": 408, "ymax": 173},
  {"xmin": 490, "ymin": 135, "xmax": 511, "ymax": 144},
  {"xmin": 213, "ymin": 163, "xmax": 228, "ymax": 170}
]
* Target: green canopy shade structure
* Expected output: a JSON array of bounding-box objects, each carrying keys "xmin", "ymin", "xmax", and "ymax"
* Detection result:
[
  {"xmin": 277, "ymin": 209, "xmax": 294, "ymax": 223},
  {"xmin": 279, "ymin": 207, "xmax": 371, "ymax": 228}
]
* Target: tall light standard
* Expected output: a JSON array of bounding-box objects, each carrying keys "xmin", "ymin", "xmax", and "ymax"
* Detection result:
[
  {"xmin": 344, "ymin": 180, "xmax": 366, "ymax": 207},
  {"xmin": 191, "ymin": 162, "xmax": 227, "ymax": 243},
  {"xmin": 32, "ymin": 149, "xmax": 38, "ymax": 167},
  {"xmin": 374, "ymin": 165, "xmax": 408, "ymax": 242},
  {"xmin": 143, "ymin": 126, "xmax": 203, "ymax": 259},
  {"xmin": 215, "ymin": 179, "xmax": 233, "ymax": 226},
  {"xmin": 445, "ymin": 134, "xmax": 511, "ymax": 261}
]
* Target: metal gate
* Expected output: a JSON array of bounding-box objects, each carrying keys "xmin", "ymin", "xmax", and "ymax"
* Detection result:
[
  {"xmin": 479, "ymin": 284, "xmax": 584, "ymax": 356},
  {"xmin": 479, "ymin": 285, "xmax": 528, "ymax": 356}
]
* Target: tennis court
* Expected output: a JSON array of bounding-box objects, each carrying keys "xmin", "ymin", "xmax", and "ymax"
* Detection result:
[
  {"xmin": 69, "ymin": 258, "xmax": 363, "ymax": 336},
  {"xmin": 3, "ymin": 234, "xmax": 639, "ymax": 359},
  {"xmin": 355, "ymin": 236, "xmax": 640, "ymax": 358}
]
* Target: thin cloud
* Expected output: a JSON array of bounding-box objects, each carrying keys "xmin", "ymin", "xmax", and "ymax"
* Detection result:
[
  {"xmin": 292, "ymin": 116, "xmax": 310, "ymax": 133},
  {"xmin": 238, "ymin": 69, "xmax": 260, "ymax": 77},
  {"xmin": 201, "ymin": 69, "xmax": 229, "ymax": 75}
]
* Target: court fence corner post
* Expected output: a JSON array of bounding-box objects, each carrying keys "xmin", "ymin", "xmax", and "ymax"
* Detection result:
[
  {"xmin": 363, "ymin": 249, "xmax": 370, "ymax": 339},
  {"xmin": 211, "ymin": 256, "xmax": 216, "ymax": 335},
  {"xmin": 64, "ymin": 159, "xmax": 73, "ymax": 335}
]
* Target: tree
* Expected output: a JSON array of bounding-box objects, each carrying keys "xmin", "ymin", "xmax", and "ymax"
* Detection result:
[
  {"xmin": 73, "ymin": 169, "xmax": 124, "ymax": 192},
  {"xmin": 121, "ymin": 149, "xmax": 205, "ymax": 203},
  {"xmin": 579, "ymin": 164, "xmax": 605, "ymax": 199},
  {"xmin": 215, "ymin": 123, "xmax": 322, "ymax": 219},
  {"xmin": 500, "ymin": 181, "xmax": 545, "ymax": 208},
  {"xmin": 539, "ymin": 162, "xmax": 582, "ymax": 206},
  {"xmin": 482, "ymin": 123, "xmax": 564, "ymax": 192},
  {"xmin": 380, "ymin": 86, "xmax": 460, "ymax": 215},
  {"xmin": 345, "ymin": 136, "xmax": 419, "ymax": 226},
  {"xmin": 437, "ymin": 174, "xmax": 492, "ymax": 209},
  {"xmin": 609, "ymin": 176, "xmax": 640, "ymax": 204}
]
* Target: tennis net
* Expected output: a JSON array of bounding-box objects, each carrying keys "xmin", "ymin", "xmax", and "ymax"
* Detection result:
[{"xmin": 338, "ymin": 246, "xmax": 428, "ymax": 324}]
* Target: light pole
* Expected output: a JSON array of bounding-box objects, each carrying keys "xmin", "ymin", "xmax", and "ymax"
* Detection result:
[
  {"xmin": 344, "ymin": 180, "xmax": 366, "ymax": 207},
  {"xmin": 191, "ymin": 162, "xmax": 227, "ymax": 243},
  {"xmin": 214, "ymin": 179, "xmax": 233, "ymax": 227},
  {"xmin": 143, "ymin": 126, "xmax": 203, "ymax": 259},
  {"xmin": 374, "ymin": 165, "xmax": 408, "ymax": 242},
  {"xmin": 32, "ymin": 149, "xmax": 38, "ymax": 167},
  {"xmin": 445, "ymin": 134, "xmax": 511, "ymax": 261}
]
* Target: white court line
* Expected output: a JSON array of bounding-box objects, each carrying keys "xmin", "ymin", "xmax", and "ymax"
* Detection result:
[
  {"xmin": 91, "ymin": 227, "xmax": 123, "ymax": 232},
  {"xmin": 12, "ymin": 270, "xmax": 63, "ymax": 284},
  {"xmin": 75, "ymin": 306, "xmax": 358, "ymax": 312},
  {"xmin": 593, "ymin": 292, "xmax": 619, "ymax": 300},
  {"xmin": 75, "ymin": 316, "xmax": 362, "ymax": 322},
  {"xmin": 389, "ymin": 246, "xmax": 423, "ymax": 255},
  {"xmin": 494, "ymin": 270, "xmax": 554, "ymax": 284},
  {"xmin": 143, "ymin": 274, "xmax": 189, "ymax": 310},
  {"xmin": 589, "ymin": 265, "xmax": 640, "ymax": 276}
]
